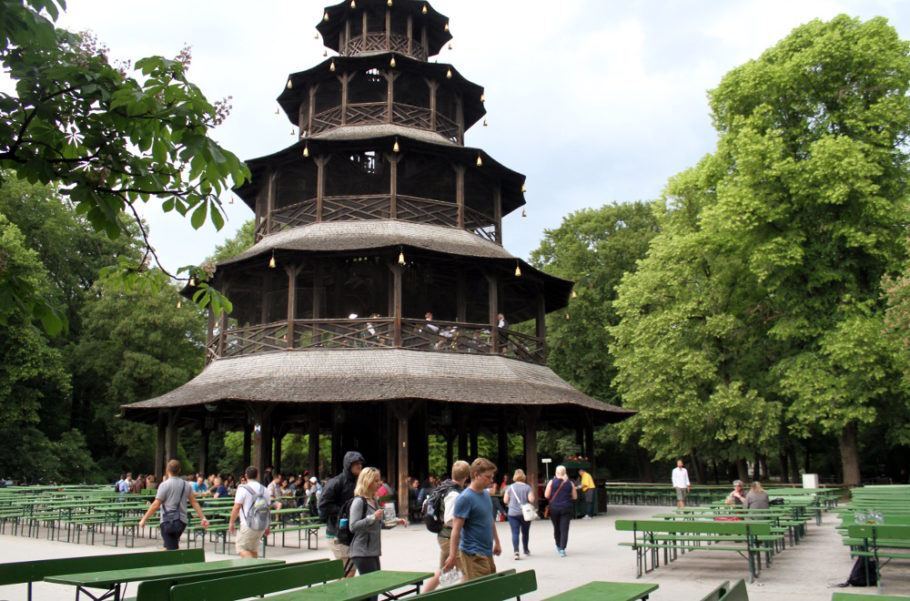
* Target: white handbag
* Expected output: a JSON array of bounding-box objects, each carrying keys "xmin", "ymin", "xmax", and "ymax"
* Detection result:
[{"xmin": 511, "ymin": 485, "xmax": 538, "ymax": 521}]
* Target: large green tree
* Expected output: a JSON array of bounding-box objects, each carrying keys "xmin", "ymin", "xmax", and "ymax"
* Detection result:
[{"xmin": 612, "ymin": 15, "xmax": 910, "ymax": 485}]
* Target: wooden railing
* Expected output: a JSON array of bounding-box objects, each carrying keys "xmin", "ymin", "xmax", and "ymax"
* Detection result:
[
  {"xmin": 206, "ymin": 318, "xmax": 546, "ymax": 365},
  {"xmin": 264, "ymin": 194, "xmax": 497, "ymax": 243},
  {"xmin": 310, "ymin": 101, "xmax": 459, "ymax": 142},
  {"xmin": 344, "ymin": 33, "xmax": 426, "ymax": 61}
]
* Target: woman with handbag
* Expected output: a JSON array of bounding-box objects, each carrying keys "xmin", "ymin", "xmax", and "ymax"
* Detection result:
[
  {"xmin": 544, "ymin": 465, "xmax": 577, "ymax": 557},
  {"xmin": 502, "ymin": 469, "xmax": 536, "ymax": 560}
]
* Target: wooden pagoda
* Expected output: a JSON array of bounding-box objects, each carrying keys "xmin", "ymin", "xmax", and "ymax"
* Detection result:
[{"xmin": 122, "ymin": 0, "xmax": 633, "ymax": 515}]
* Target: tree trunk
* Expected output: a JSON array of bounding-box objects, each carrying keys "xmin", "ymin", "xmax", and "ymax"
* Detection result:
[
  {"xmin": 690, "ymin": 449, "xmax": 704, "ymax": 484},
  {"xmin": 736, "ymin": 459, "xmax": 748, "ymax": 482},
  {"xmin": 788, "ymin": 446, "xmax": 800, "ymax": 484},
  {"xmin": 759, "ymin": 455, "xmax": 769, "ymax": 482},
  {"xmin": 753, "ymin": 453, "xmax": 761, "ymax": 481},
  {"xmin": 779, "ymin": 451, "xmax": 790, "ymax": 483},
  {"xmin": 712, "ymin": 460, "xmax": 720, "ymax": 484},
  {"xmin": 839, "ymin": 422, "xmax": 861, "ymax": 486}
]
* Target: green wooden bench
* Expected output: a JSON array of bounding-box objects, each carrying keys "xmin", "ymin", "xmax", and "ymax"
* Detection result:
[
  {"xmin": 419, "ymin": 570, "xmax": 537, "ymax": 600},
  {"xmin": 615, "ymin": 519, "xmax": 773, "ymax": 582},
  {"xmin": 832, "ymin": 592, "xmax": 910, "ymax": 600},
  {"xmin": 846, "ymin": 523, "xmax": 910, "ymax": 591},
  {"xmin": 127, "ymin": 560, "xmax": 293, "ymax": 601},
  {"xmin": 0, "ymin": 548, "xmax": 203, "ymax": 601},
  {"xmin": 260, "ymin": 569, "xmax": 433, "ymax": 600},
  {"xmin": 543, "ymin": 580, "xmax": 656, "ymax": 600},
  {"xmin": 268, "ymin": 517, "xmax": 323, "ymax": 550},
  {"xmin": 168, "ymin": 559, "xmax": 337, "ymax": 601},
  {"xmin": 718, "ymin": 580, "xmax": 748, "ymax": 600},
  {"xmin": 698, "ymin": 581, "xmax": 730, "ymax": 601}
]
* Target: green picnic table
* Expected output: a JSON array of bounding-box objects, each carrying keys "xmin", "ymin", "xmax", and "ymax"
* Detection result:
[
  {"xmin": 263, "ymin": 569, "xmax": 433, "ymax": 601},
  {"xmin": 545, "ymin": 581, "xmax": 659, "ymax": 600},
  {"xmin": 832, "ymin": 594, "xmax": 910, "ymax": 600},
  {"xmin": 44, "ymin": 558, "xmax": 283, "ymax": 601}
]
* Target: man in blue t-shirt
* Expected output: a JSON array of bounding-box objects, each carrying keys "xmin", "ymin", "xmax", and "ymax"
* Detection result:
[{"xmin": 443, "ymin": 457, "xmax": 502, "ymax": 581}]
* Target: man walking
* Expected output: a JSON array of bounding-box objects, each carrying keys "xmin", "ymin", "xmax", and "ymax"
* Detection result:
[
  {"xmin": 443, "ymin": 458, "xmax": 502, "ymax": 581},
  {"xmin": 139, "ymin": 460, "xmax": 209, "ymax": 550},
  {"xmin": 228, "ymin": 466, "xmax": 272, "ymax": 558},
  {"xmin": 318, "ymin": 450, "xmax": 364, "ymax": 578},
  {"xmin": 578, "ymin": 468, "xmax": 595, "ymax": 519},
  {"xmin": 672, "ymin": 459, "xmax": 691, "ymax": 509},
  {"xmin": 437, "ymin": 460, "xmax": 470, "ymax": 568}
]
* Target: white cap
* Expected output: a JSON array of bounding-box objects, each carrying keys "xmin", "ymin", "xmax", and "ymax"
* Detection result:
[{"xmin": 309, "ymin": 476, "xmax": 318, "ymax": 483}]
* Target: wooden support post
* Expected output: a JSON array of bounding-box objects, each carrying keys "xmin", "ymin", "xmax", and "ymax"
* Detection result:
[
  {"xmin": 585, "ymin": 420, "xmax": 595, "ymax": 474},
  {"xmin": 340, "ymin": 74, "xmax": 349, "ymax": 126},
  {"xmin": 199, "ymin": 427, "xmax": 210, "ymax": 475},
  {"xmin": 315, "ymin": 157, "xmax": 327, "ymax": 222},
  {"xmin": 421, "ymin": 26, "xmax": 428, "ymax": 58},
  {"xmin": 456, "ymin": 270, "xmax": 466, "ymax": 322},
  {"xmin": 390, "ymin": 264, "xmax": 402, "ymax": 347},
  {"xmin": 487, "ymin": 274, "xmax": 499, "ymax": 352},
  {"xmin": 261, "ymin": 272, "xmax": 270, "ymax": 325},
  {"xmin": 362, "ymin": 11, "xmax": 368, "ymax": 46},
  {"xmin": 455, "ymin": 94, "xmax": 464, "ymax": 144},
  {"xmin": 536, "ymin": 293, "xmax": 547, "ymax": 361},
  {"xmin": 242, "ymin": 422, "xmax": 252, "ymax": 469},
  {"xmin": 385, "ymin": 8, "xmax": 391, "ymax": 48},
  {"xmin": 469, "ymin": 430, "xmax": 478, "ymax": 460},
  {"xmin": 445, "ymin": 430, "xmax": 454, "ymax": 470},
  {"xmin": 165, "ymin": 410, "xmax": 179, "ymax": 464},
  {"xmin": 524, "ymin": 408, "xmax": 540, "ymax": 488},
  {"xmin": 406, "ymin": 15, "xmax": 413, "ymax": 55},
  {"xmin": 266, "ymin": 171, "xmax": 276, "ymax": 235},
  {"xmin": 308, "ymin": 407, "xmax": 320, "ymax": 477},
  {"xmin": 497, "ymin": 411, "xmax": 508, "ymax": 481},
  {"xmin": 493, "ymin": 185, "xmax": 503, "ymax": 245},
  {"xmin": 307, "ymin": 85, "xmax": 317, "ymax": 134},
  {"xmin": 155, "ymin": 412, "xmax": 167, "ymax": 480},
  {"xmin": 274, "ymin": 427, "xmax": 284, "ymax": 473},
  {"xmin": 218, "ymin": 306, "xmax": 228, "ymax": 358},
  {"xmin": 386, "ymin": 406, "xmax": 397, "ymax": 488},
  {"xmin": 388, "ymin": 153, "xmax": 400, "ymax": 219},
  {"xmin": 250, "ymin": 406, "xmax": 274, "ymax": 477},
  {"xmin": 428, "ymin": 80, "xmax": 438, "ymax": 131},
  {"xmin": 344, "ymin": 21, "xmax": 351, "ymax": 55},
  {"xmin": 206, "ymin": 309, "xmax": 215, "ymax": 364},
  {"xmin": 454, "ymin": 165, "xmax": 465, "ymax": 229},
  {"xmin": 386, "ymin": 71, "xmax": 395, "ymax": 123},
  {"xmin": 457, "ymin": 408, "xmax": 468, "ymax": 460},
  {"xmin": 391, "ymin": 401, "xmax": 418, "ymax": 518}
]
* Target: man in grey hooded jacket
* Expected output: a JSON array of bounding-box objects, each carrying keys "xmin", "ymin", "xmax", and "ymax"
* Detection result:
[{"xmin": 318, "ymin": 450, "xmax": 364, "ymax": 578}]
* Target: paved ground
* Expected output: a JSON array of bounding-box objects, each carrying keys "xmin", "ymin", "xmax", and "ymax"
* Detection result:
[{"xmin": 1, "ymin": 505, "xmax": 908, "ymax": 600}]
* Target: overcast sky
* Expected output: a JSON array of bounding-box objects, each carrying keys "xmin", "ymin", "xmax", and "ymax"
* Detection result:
[{"xmin": 53, "ymin": 0, "xmax": 909, "ymax": 272}]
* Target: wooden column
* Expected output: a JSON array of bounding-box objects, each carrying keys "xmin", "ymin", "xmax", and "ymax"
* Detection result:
[
  {"xmin": 340, "ymin": 74, "xmax": 349, "ymax": 126},
  {"xmin": 315, "ymin": 157, "xmax": 328, "ymax": 222},
  {"xmin": 344, "ymin": 21, "xmax": 352, "ymax": 55},
  {"xmin": 445, "ymin": 430, "xmax": 454, "ymax": 470},
  {"xmin": 390, "ymin": 264, "xmax": 403, "ymax": 347},
  {"xmin": 286, "ymin": 265, "xmax": 302, "ymax": 349},
  {"xmin": 307, "ymin": 85, "xmax": 317, "ymax": 134},
  {"xmin": 421, "ymin": 26, "xmax": 428, "ymax": 57},
  {"xmin": 457, "ymin": 408, "xmax": 468, "ymax": 459},
  {"xmin": 199, "ymin": 427, "xmax": 210, "ymax": 475},
  {"xmin": 218, "ymin": 303, "xmax": 228, "ymax": 357},
  {"xmin": 391, "ymin": 400, "xmax": 417, "ymax": 518},
  {"xmin": 524, "ymin": 408, "xmax": 540, "ymax": 488},
  {"xmin": 493, "ymin": 185, "xmax": 503, "ymax": 245},
  {"xmin": 165, "ymin": 410, "xmax": 179, "ymax": 464},
  {"xmin": 386, "ymin": 406, "xmax": 397, "ymax": 488},
  {"xmin": 455, "ymin": 94, "xmax": 464, "ymax": 144},
  {"xmin": 456, "ymin": 270, "xmax": 466, "ymax": 322},
  {"xmin": 155, "ymin": 411, "xmax": 167, "ymax": 480},
  {"xmin": 385, "ymin": 8, "xmax": 391, "ymax": 48},
  {"xmin": 266, "ymin": 172, "xmax": 276, "ymax": 235},
  {"xmin": 388, "ymin": 153, "xmax": 400, "ymax": 219},
  {"xmin": 273, "ymin": 426, "xmax": 284, "ymax": 473},
  {"xmin": 536, "ymin": 293, "xmax": 547, "ymax": 355},
  {"xmin": 469, "ymin": 430, "xmax": 478, "ymax": 460},
  {"xmin": 487, "ymin": 274, "xmax": 499, "ymax": 352},
  {"xmin": 428, "ymin": 80, "xmax": 438, "ymax": 131},
  {"xmin": 251, "ymin": 406, "xmax": 274, "ymax": 477},
  {"xmin": 454, "ymin": 165, "xmax": 465, "ymax": 228},
  {"xmin": 308, "ymin": 407, "xmax": 320, "ymax": 477},
  {"xmin": 260, "ymin": 273, "xmax": 270, "ymax": 324},
  {"xmin": 242, "ymin": 422, "xmax": 252, "ymax": 469},
  {"xmin": 406, "ymin": 15, "xmax": 413, "ymax": 55},
  {"xmin": 205, "ymin": 309, "xmax": 215, "ymax": 364},
  {"xmin": 497, "ymin": 410, "xmax": 508, "ymax": 481},
  {"xmin": 362, "ymin": 12, "xmax": 368, "ymax": 46},
  {"xmin": 585, "ymin": 419, "xmax": 595, "ymax": 473}
]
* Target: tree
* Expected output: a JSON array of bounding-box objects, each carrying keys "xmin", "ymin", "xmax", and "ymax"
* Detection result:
[
  {"xmin": 1, "ymin": 0, "xmax": 249, "ymax": 334},
  {"xmin": 530, "ymin": 202, "xmax": 659, "ymax": 403}
]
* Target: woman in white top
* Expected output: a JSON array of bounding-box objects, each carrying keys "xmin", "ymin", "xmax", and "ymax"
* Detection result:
[{"xmin": 503, "ymin": 469, "xmax": 536, "ymax": 560}]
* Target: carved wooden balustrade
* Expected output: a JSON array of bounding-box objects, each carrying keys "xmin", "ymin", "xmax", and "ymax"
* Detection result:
[
  {"xmin": 310, "ymin": 102, "xmax": 459, "ymax": 142},
  {"xmin": 344, "ymin": 33, "xmax": 427, "ymax": 61},
  {"xmin": 263, "ymin": 194, "xmax": 497, "ymax": 243},
  {"xmin": 206, "ymin": 317, "xmax": 546, "ymax": 365}
]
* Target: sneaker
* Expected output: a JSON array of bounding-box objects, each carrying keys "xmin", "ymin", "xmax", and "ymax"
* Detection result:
[
  {"xmin": 523, "ymin": 549, "xmax": 531, "ymax": 556},
  {"xmin": 558, "ymin": 549, "xmax": 567, "ymax": 557},
  {"xmin": 514, "ymin": 551, "xmax": 520, "ymax": 560}
]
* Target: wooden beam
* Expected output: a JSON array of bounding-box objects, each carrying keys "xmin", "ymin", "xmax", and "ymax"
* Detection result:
[
  {"xmin": 266, "ymin": 171, "xmax": 276, "ymax": 235},
  {"xmin": 497, "ymin": 410, "xmax": 508, "ymax": 481},
  {"xmin": 344, "ymin": 20, "xmax": 352, "ymax": 55},
  {"xmin": 455, "ymin": 94, "xmax": 464, "ymax": 144},
  {"xmin": 242, "ymin": 422, "xmax": 252, "ymax": 469},
  {"xmin": 493, "ymin": 185, "xmax": 503, "ymax": 245},
  {"xmin": 315, "ymin": 157, "xmax": 327, "ymax": 222},
  {"xmin": 524, "ymin": 407, "xmax": 540, "ymax": 488},
  {"xmin": 286, "ymin": 265, "xmax": 302, "ymax": 349},
  {"xmin": 308, "ymin": 406, "xmax": 320, "ymax": 477},
  {"xmin": 390, "ymin": 400, "xmax": 418, "ymax": 518},
  {"xmin": 362, "ymin": 11, "xmax": 368, "ymax": 46},
  {"xmin": 406, "ymin": 15, "xmax": 413, "ymax": 55},
  {"xmin": 340, "ymin": 74, "xmax": 349, "ymax": 126},
  {"xmin": 165, "ymin": 409, "xmax": 179, "ymax": 464},
  {"xmin": 454, "ymin": 165, "xmax": 465, "ymax": 228},
  {"xmin": 205, "ymin": 308, "xmax": 215, "ymax": 364},
  {"xmin": 456, "ymin": 269, "xmax": 466, "ymax": 322},
  {"xmin": 388, "ymin": 153, "xmax": 400, "ymax": 218},
  {"xmin": 536, "ymin": 293, "xmax": 547, "ymax": 361},
  {"xmin": 385, "ymin": 8, "xmax": 391, "ymax": 48},
  {"xmin": 308, "ymin": 85, "xmax": 317, "ymax": 133},
  {"xmin": 390, "ymin": 264, "xmax": 402, "ymax": 347},
  {"xmin": 427, "ymin": 79, "xmax": 438, "ymax": 131},
  {"xmin": 155, "ymin": 411, "xmax": 167, "ymax": 480},
  {"xmin": 487, "ymin": 274, "xmax": 499, "ymax": 352},
  {"xmin": 199, "ymin": 428, "xmax": 210, "ymax": 476}
]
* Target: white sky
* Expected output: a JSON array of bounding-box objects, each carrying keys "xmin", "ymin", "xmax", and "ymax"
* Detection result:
[{"xmin": 51, "ymin": 0, "xmax": 910, "ymax": 271}]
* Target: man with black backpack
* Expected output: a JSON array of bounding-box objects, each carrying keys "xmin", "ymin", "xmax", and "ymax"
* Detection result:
[
  {"xmin": 138, "ymin": 460, "xmax": 209, "ymax": 550},
  {"xmin": 427, "ymin": 460, "xmax": 469, "ymax": 569},
  {"xmin": 228, "ymin": 466, "xmax": 273, "ymax": 558},
  {"xmin": 318, "ymin": 450, "xmax": 364, "ymax": 578}
]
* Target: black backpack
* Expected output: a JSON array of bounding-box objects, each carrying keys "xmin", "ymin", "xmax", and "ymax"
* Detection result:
[
  {"xmin": 335, "ymin": 496, "xmax": 366, "ymax": 545},
  {"xmin": 843, "ymin": 557, "xmax": 878, "ymax": 587},
  {"xmin": 422, "ymin": 482, "xmax": 460, "ymax": 533}
]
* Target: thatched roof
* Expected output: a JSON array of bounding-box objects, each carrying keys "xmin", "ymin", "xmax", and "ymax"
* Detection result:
[{"xmin": 121, "ymin": 349, "xmax": 634, "ymax": 423}]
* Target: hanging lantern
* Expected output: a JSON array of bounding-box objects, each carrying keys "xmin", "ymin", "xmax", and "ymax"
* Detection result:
[
  {"xmin": 189, "ymin": 276, "xmax": 197, "ymax": 287},
  {"xmin": 448, "ymin": 42, "xmax": 453, "ymax": 50},
  {"xmin": 398, "ymin": 250, "xmax": 406, "ymax": 265},
  {"xmin": 393, "ymin": 139, "xmax": 400, "ymax": 153},
  {"xmin": 387, "ymin": 0, "xmax": 393, "ymax": 6},
  {"xmin": 480, "ymin": 93, "xmax": 485, "ymax": 102},
  {"xmin": 565, "ymin": 313, "xmax": 570, "ymax": 320},
  {"xmin": 323, "ymin": 11, "xmax": 329, "ymax": 21},
  {"xmin": 446, "ymin": 68, "xmax": 453, "ymax": 79},
  {"xmin": 521, "ymin": 208, "xmax": 527, "ymax": 218},
  {"xmin": 303, "ymin": 145, "xmax": 310, "ymax": 158},
  {"xmin": 286, "ymin": 79, "xmax": 292, "ymax": 89},
  {"xmin": 444, "ymin": 22, "xmax": 449, "ymax": 32},
  {"xmin": 476, "ymin": 154, "xmax": 483, "ymax": 167},
  {"xmin": 314, "ymin": 32, "xmax": 319, "ymax": 39},
  {"xmin": 514, "ymin": 263, "xmax": 522, "ymax": 277},
  {"xmin": 521, "ymin": 184, "xmax": 527, "ymax": 193},
  {"xmin": 290, "ymin": 128, "xmax": 295, "ymax": 136},
  {"xmin": 422, "ymin": 4, "xmax": 428, "ymax": 14},
  {"xmin": 350, "ymin": 0, "xmax": 356, "ymax": 8},
  {"xmin": 177, "ymin": 299, "xmax": 182, "ymax": 309},
  {"xmin": 274, "ymin": 107, "xmax": 279, "ymax": 115},
  {"xmin": 390, "ymin": 56, "xmax": 397, "ymax": 68},
  {"xmin": 269, "ymin": 253, "xmax": 277, "ymax": 269},
  {"xmin": 229, "ymin": 196, "xmax": 234, "ymax": 204},
  {"xmin": 571, "ymin": 289, "xmax": 578, "ymax": 299},
  {"xmin": 330, "ymin": 60, "xmax": 336, "ymax": 72},
  {"xmin": 323, "ymin": 49, "xmax": 328, "ymax": 57},
  {"xmin": 483, "ymin": 118, "xmax": 488, "ymax": 127}
]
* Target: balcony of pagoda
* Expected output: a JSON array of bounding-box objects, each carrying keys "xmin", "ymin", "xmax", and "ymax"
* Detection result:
[
  {"xmin": 310, "ymin": 101, "xmax": 459, "ymax": 143},
  {"xmin": 343, "ymin": 32, "xmax": 427, "ymax": 61},
  {"xmin": 206, "ymin": 317, "xmax": 547, "ymax": 366},
  {"xmin": 259, "ymin": 194, "xmax": 497, "ymax": 244}
]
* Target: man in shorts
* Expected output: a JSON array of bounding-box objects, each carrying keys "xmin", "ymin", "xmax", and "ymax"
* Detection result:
[
  {"xmin": 437, "ymin": 460, "xmax": 470, "ymax": 568},
  {"xmin": 139, "ymin": 460, "xmax": 209, "ymax": 550},
  {"xmin": 672, "ymin": 459, "xmax": 691, "ymax": 509},
  {"xmin": 443, "ymin": 457, "xmax": 502, "ymax": 581},
  {"xmin": 229, "ymin": 466, "xmax": 272, "ymax": 558}
]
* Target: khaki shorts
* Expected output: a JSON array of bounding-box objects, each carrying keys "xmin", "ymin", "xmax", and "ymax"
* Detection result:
[
  {"xmin": 331, "ymin": 538, "xmax": 356, "ymax": 577},
  {"xmin": 437, "ymin": 535, "xmax": 451, "ymax": 568},
  {"xmin": 675, "ymin": 488, "xmax": 688, "ymax": 501},
  {"xmin": 235, "ymin": 525, "xmax": 264, "ymax": 554},
  {"xmin": 458, "ymin": 551, "xmax": 496, "ymax": 581}
]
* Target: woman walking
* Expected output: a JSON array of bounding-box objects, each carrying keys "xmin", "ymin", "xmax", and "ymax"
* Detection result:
[
  {"xmin": 544, "ymin": 465, "xmax": 577, "ymax": 557},
  {"xmin": 503, "ymin": 469, "xmax": 536, "ymax": 560},
  {"xmin": 349, "ymin": 467, "xmax": 407, "ymax": 600}
]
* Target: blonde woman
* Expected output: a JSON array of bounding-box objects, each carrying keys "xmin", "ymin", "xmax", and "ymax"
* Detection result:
[
  {"xmin": 746, "ymin": 481, "xmax": 770, "ymax": 510},
  {"xmin": 502, "ymin": 469, "xmax": 536, "ymax": 559},
  {"xmin": 544, "ymin": 465, "xmax": 577, "ymax": 557},
  {"xmin": 349, "ymin": 467, "xmax": 406, "ymax": 597}
]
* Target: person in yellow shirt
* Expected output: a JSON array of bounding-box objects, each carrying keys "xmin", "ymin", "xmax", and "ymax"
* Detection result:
[{"xmin": 578, "ymin": 469, "xmax": 595, "ymax": 519}]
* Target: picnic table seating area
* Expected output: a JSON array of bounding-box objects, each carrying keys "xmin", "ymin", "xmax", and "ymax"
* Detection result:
[
  {"xmin": 615, "ymin": 494, "xmax": 822, "ymax": 584},
  {"xmin": 835, "ymin": 485, "xmax": 910, "ymax": 592},
  {"xmin": 0, "ymin": 485, "xmax": 325, "ymax": 555}
]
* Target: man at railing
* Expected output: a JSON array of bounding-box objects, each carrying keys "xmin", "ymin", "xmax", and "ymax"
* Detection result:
[{"xmin": 497, "ymin": 313, "xmax": 509, "ymax": 354}]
